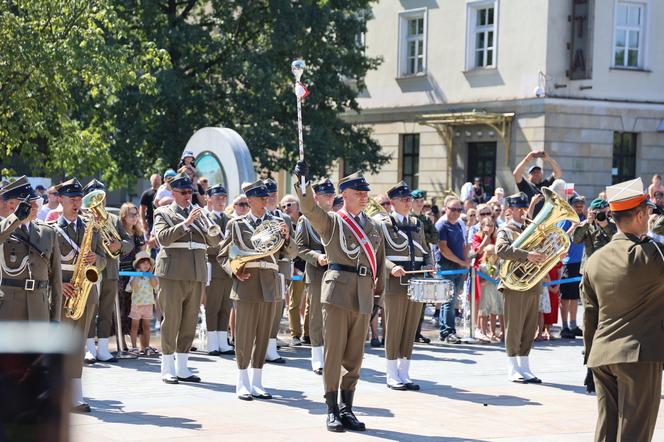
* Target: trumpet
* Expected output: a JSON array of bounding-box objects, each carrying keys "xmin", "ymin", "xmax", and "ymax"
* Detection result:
[{"xmin": 189, "ymin": 204, "xmax": 221, "ymax": 237}]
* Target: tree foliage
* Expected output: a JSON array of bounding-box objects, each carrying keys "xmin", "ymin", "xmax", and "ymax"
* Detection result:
[{"xmin": 1, "ymin": 0, "xmax": 387, "ymax": 187}]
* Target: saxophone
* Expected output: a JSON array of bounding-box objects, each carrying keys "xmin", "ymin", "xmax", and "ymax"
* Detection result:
[
  {"xmin": 499, "ymin": 187, "xmax": 579, "ymax": 291},
  {"xmin": 82, "ymin": 189, "xmax": 122, "ymax": 258},
  {"xmin": 63, "ymin": 217, "xmax": 101, "ymax": 320}
]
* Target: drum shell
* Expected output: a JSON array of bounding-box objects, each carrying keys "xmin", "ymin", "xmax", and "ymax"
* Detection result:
[{"xmin": 406, "ymin": 278, "xmax": 454, "ymax": 303}]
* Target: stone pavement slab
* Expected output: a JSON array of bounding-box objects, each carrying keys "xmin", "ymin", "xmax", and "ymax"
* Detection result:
[{"xmin": 71, "ymin": 335, "xmax": 664, "ymax": 442}]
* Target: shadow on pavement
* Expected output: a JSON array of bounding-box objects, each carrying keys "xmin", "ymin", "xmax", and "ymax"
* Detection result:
[
  {"xmin": 266, "ymin": 387, "xmax": 393, "ymax": 418},
  {"xmin": 540, "ymin": 381, "xmax": 590, "ymax": 395},
  {"xmin": 358, "ymin": 428, "xmax": 489, "ymax": 441},
  {"xmin": 89, "ymin": 399, "xmax": 202, "ymax": 429}
]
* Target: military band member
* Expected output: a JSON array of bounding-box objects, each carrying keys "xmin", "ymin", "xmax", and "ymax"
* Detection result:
[
  {"xmin": 264, "ymin": 178, "xmax": 293, "ymax": 363},
  {"xmin": 380, "ymin": 182, "xmax": 433, "ymax": 391},
  {"xmin": 295, "ymin": 178, "xmax": 335, "ymax": 375},
  {"xmin": 294, "ymin": 163, "xmax": 386, "ymax": 433},
  {"xmin": 495, "ymin": 192, "xmax": 547, "ymax": 384},
  {"xmin": 572, "ymin": 197, "xmax": 617, "ymax": 269},
  {"xmin": 581, "ymin": 178, "xmax": 664, "ymax": 442},
  {"xmin": 217, "ymin": 180, "xmax": 296, "ymax": 400},
  {"xmin": 204, "ymin": 184, "xmax": 234, "ymax": 355},
  {"xmin": 52, "ymin": 178, "xmax": 108, "ymax": 413},
  {"xmin": 409, "ymin": 189, "xmax": 434, "ymax": 344},
  {"xmin": 0, "ymin": 177, "xmax": 62, "ymax": 322},
  {"xmin": 153, "ymin": 173, "xmax": 220, "ymax": 384},
  {"xmin": 83, "ymin": 179, "xmax": 133, "ymax": 363}
]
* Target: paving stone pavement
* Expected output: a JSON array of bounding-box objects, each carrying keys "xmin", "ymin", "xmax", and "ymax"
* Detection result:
[{"xmin": 71, "ymin": 321, "xmax": 664, "ymax": 442}]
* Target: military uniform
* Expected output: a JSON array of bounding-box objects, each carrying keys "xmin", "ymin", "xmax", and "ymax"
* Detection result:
[
  {"xmin": 263, "ymin": 178, "xmax": 293, "ymax": 363},
  {"xmin": 495, "ymin": 192, "xmax": 543, "ymax": 384},
  {"xmin": 581, "ymin": 178, "xmax": 664, "ymax": 442},
  {"xmin": 83, "ymin": 179, "xmax": 133, "ymax": 363},
  {"xmin": 203, "ymin": 184, "xmax": 234, "ymax": 355},
  {"xmin": 572, "ymin": 198, "xmax": 617, "ymax": 271},
  {"xmin": 295, "ymin": 178, "xmax": 335, "ymax": 374},
  {"xmin": 52, "ymin": 178, "xmax": 108, "ymax": 412},
  {"xmin": 294, "ymin": 168, "xmax": 385, "ymax": 433},
  {"xmin": 0, "ymin": 177, "xmax": 62, "ymax": 322},
  {"xmin": 380, "ymin": 182, "xmax": 433, "ymax": 391},
  {"xmin": 217, "ymin": 180, "xmax": 297, "ymax": 400},
  {"xmin": 153, "ymin": 173, "xmax": 220, "ymax": 384}
]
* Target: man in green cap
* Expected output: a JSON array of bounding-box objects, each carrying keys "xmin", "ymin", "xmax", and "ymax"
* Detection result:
[{"xmin": 572, "ymin": 197, "xmax": 617, "ymax": 270}]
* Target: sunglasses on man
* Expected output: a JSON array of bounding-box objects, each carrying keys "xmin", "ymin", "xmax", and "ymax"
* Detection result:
[{"xmin": 447, "ymin": 207, "xmax": 463, "ymax": 213}]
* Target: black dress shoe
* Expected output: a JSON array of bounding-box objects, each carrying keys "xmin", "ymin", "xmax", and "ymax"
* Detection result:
[
  {"xmin": 266, "ymin": 357, "xmax": 285, "ymax": 364},
  {"xmin": 238, "ymin": 394, "xmax": 253, "ymax": 401},
  {"xmin": 313, "ymin": 368, "xmax": 323, "ymax": 375},
  {"xmin": 96, "ymin": 356, "xmax": 118, "ymax": 363},
  {"xmin": 72, "ymin": 403, "xmax": 91, "ymax": 413},
  {"xmin": 370, "ymin": 337, "xmax": 381, "ymax": 347},
  {"xmin": 177, "ymin": 375, "xmax": 201, "ymax": 383},
  {"xmin": 415, "ymin": 334, "xmax": 431, "ymax": 344},
  {"xmin": 324, "ymin": 391, "xmax": 345, "ymax": 433},
  {"xmin": 219, "ymin": 349, "xmax": 235, "ymax": 355},
  {"xmin": 339, "ymin": 390, "xmax": 366, "ymax": 431},
  {"xmin": 84, "ymin": 357, "xmax": 96, "ymax": 365},
  {"xmin": 387, "ymin": 383, "xmax": 407, "ymax": 391},
  {"xmin": 404, "ymin": 383, "xmax": 421, "ymax": 391},
  {"xmin": 162, "ymin": 377, "xmax": 179, "ymax": 385},
  {"xmin": 252, "ymin": 392, "xmax": 273, "ymax": 400},
  {"xmin": 524, "ymin": 377, "xmax": 542, "ymax": 384},
  {"xmin": 208, "ymin": 350, "xmax": 221, "ymax": 356},
  {"xmin": 301, "ymin": 336, "xmax": 311, "ymax": 345},
  {"xmin": 572, "ymin": 327, "xmax": 583, "ymax": 337}
]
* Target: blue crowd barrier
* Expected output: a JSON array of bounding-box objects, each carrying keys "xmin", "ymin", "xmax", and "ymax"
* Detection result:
[
  {"xmin": 474, "ymin": 270, "xmax": 582, "ymax": 287},
  {"xmin": 118, "ymin": 271, "xmax": 154, "ymax": 277},
  {"xmin": 291, "ymin": 275, "xmax": 304, "ymax": 281},
  {"xmin": 477, "ymin": 270, "xmax": 500, "ymax": 285}
]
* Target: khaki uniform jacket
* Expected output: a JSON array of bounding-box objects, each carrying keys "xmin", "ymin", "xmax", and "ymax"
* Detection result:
[
  {"xmin": 0, "ymin": 214, "xmax": 63, "ymax": 320},
  {"xmin": 580, "ymin": 232, "xmax": 664, "ymax": 367},
  {"xmin": 411, "ymin": 212, "xmax": 438, "ymax": 246},
  {"xmin": 54, "ymin": 215, "xmax": 108, "ymax": 314},
  {"xmin": 495, "ymin": 221, "xmax": 543, "ymax": 296},
  {"xmin": 296, "ymin": 184, "xmax": 386, "ymax": 315},
  {"xmin": 380, "ymin": 212, "xmax": 433, "ymax": 296},
  {"xmin": 154, "ymin": 203, "xmax": 220, "ymax": 282},
  {"xmin": 296, "ymin": 215, "xmax": 326, "ymax": 283},
  {"xmin": 206, "ymin": 209, "xmax": 231, "ymax": 280},
  {"xmin": 217, "ymin": 212, "xmax": 297, "ymax": 303},
  {"xmin": 102, "ymin": 212, "xmax": 134, "ymax": 280}
]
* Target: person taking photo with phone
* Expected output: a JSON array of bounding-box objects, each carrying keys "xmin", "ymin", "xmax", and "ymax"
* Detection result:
[{"xmin": 512, "ymin": 150, "xmax": 563, "ymax": 215}]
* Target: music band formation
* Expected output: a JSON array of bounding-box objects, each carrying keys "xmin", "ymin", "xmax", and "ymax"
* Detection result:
[{"xmin": 0, "ymin": 157, "xmax": 663, "ymax": 437}]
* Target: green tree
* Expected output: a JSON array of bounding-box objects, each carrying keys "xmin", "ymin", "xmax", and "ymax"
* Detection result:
[
  {"xmin": 112, "ymin": 0, "xmax": 388, "ymax": 180},
  {"xmin": 0, "ymin": 0, "xmax": 168, "ymax": 187}
]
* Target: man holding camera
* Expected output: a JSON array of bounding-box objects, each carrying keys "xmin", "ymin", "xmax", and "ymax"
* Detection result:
[
  {"xmin": 572, "ymin": 198, "xmax": 617, "ymax": 268},
  {"xmin": 512, "ymin": 150, "xmax": 563, "ymax": 215}
]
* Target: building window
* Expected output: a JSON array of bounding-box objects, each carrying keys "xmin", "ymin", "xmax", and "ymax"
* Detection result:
[
  {"xmin": 466, "ymin": 1, "xmax": 498, "ymax": 70},
  {"xmin": 613, "ymin": 1, "xmax": 646, "ymax": 68},
  {"xmin": 398, "ymin": 9, "xmax": 427, "ymax": 76},
  {"xmin": 612, "ymin": 132, "xmax": 637, "ymax": 184},
  {"xmin": 401, "ymin": 134, "xmax": 420, "ymax": 188}
]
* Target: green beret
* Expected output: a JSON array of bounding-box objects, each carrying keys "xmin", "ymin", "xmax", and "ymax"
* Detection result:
[
  {"xmin": 590, "ymin": 198, "xmax": 609, "ymax": 210},
  {"xmin": 411, "ymin": 189, "xmax": 426, "ymax": 199}
]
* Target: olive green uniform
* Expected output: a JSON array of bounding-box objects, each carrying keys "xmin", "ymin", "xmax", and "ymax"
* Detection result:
[
  {"xmin": 268, "ymin": 208, "xmax": 293, "ymax": 340},
  {"xmin": 571, "ymin": 220, "xmax": 617, "ymax": 271},
  {"xmin": 0, "ymin": 214, "xmax": 62, "ymax": 322},
  {"xmin": 380, "ymin": 212, "xmax": 432, "ymax": 361},
  {"xmin": 54, "ymin": 215, "xmax": 107, "ymax": 378},
  {"xmin": 216, "ymin": 213, "xmax": 296, "ymax": 369},
  {"xmin": 295, "ymin": 184, "xmax": 386, "ymax": 394},
  {"xmin": 495, "ymin": 221, "xmax": 542, "ymax": 357},
  {"xmin": 581, "ymin": 233, "xmax": 664, "ymax": 442},
  {"xmin": 205, "ymin": 210, "xmax": 232, "ymax": 333},
  {"xmin": 88, "ymin": 213, "xmax": 133, "ymax": 339}
]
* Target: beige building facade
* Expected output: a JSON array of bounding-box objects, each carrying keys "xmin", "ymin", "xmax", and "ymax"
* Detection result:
[{"xmin": 346, "ymin": 0, "xmax": 664, "ymax": 200}]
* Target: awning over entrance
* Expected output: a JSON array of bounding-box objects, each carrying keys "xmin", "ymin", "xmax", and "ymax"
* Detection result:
[{"xmin": 416, "ymin": 110, "xmax": 514, "ymax": 188}]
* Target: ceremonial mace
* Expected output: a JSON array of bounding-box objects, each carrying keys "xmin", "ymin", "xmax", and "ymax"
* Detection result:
[{"xmin": 291, "ymin": 59, "xmax": 307, "ymax": 194}]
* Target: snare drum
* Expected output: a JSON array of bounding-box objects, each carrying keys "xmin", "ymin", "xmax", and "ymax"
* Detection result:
[{"xmin": 407, "ymin": 278, "xmax": 454, "ymax": 303}]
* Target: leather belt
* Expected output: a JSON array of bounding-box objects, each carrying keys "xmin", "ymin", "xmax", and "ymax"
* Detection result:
[
  {"xmin": 1, "ymin": 279, "xmax": 49, "ymax": 291},
  {"xmin": 162, "ymin": 242, "xmax": 207, "ymax": 250},
  {"xmin": 328, "ymin": 263, "xmax": 370, "ymax": 277},
  {"xmin": 244, "ymin": 262, "xmax": 279, "ymax": 271}
]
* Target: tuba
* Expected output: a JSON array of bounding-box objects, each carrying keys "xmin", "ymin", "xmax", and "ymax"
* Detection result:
[
  {"xmin": 365, "ymin": 197, "xmax": 388, "ymax": 218},
  {"xmin": 82, "ymin": 189, "xmax": 122, "ymax": 258},
  {"xmin": 499, "ymin": 187, "xmax": 579, "ymax": 291},
  {"xmin": 228, "ymin": 220, "xmax": 284, "ymax": 274},
  {"xmin": 64, "ymin": 216, "xmax": 100, "ymax": 320}
]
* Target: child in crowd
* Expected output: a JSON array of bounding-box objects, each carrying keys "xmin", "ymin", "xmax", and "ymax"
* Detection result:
[
  {"xmin": 128, "ymin": 251, "xmax": 159, "ymax": 356},
  {"xmin": 478, "ymin": 245, "xmax": 503, "ymax": 342}
]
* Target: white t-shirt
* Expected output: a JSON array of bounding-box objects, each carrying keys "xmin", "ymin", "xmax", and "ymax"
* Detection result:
[
  {"xmin": 460, "ymin": 182, "xmax": 474, "ymax": 202},
  {"xmin": 37, "ymin": 204, "xmax": 59, "ymax": 221},
  {"xmin": 154, "ymin": 185, "xmax": 172, "ymax": 205}
]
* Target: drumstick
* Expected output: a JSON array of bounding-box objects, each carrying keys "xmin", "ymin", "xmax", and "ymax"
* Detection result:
[{"xmin": 403, "ymin": 269, "xmax": 436, "ymax": 274}]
